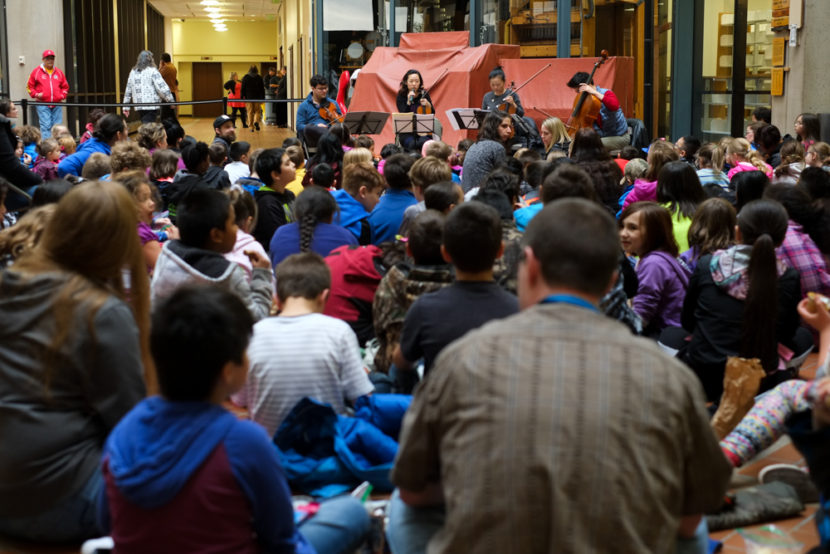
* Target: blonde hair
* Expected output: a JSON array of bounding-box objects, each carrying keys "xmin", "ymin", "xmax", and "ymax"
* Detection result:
[
  {"xmin": 110, "ymin": 142, "xmax": 152, "ymax": 174},
  {"xmin": 808, "ymin": 142, "xmax": 830, "ymax": 166},
  {"xmin": 409, "ymin": 156, "xmax": 452, "ymax": 191},
  {"xmin": 0, "ymin": 204, "xmax": 57, "ymax": 264},
  {"xmin": 726, "ymin": 137, "xmax": 768, "ymax": 172},
  {"xmin": 424, "ymin": 140, "xmax": 453, "ymax": 161},
  {"xmin": 645, "ymin": 140, "xmax": 679, "ymax": 181},
  {"xmin": 695, "ymin": 143, "xmax": 723, "ymax": 171},
  {"xmin": 343, "ymin": 147, "xmax": 373, "ymax": 168},
  {"xmin": 541, "ymin": 117, "xmax": 569, "ymax": 146},
  {"xmin": 136, "ymin": 122, "xmax": 166, "ymax": 151},
  {"xmin": 11, "ymin": 181, "xmax": 155, "ymax": 392},
  {"xmin": 342, "ymin": 162, "xmax": 384, "ymax": 196},
  {"xmin": 58, "ymin": 136, "xmax": 76, "ymax": 155}
]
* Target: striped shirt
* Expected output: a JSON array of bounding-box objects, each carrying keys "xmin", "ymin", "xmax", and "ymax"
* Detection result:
[
  {"xmin": 392, "ymin": 303, "xmax": 731, "ymax": 553},
  {"xmin": 232, "ymin": 313, "xmax": 374, "ymax": 438}
]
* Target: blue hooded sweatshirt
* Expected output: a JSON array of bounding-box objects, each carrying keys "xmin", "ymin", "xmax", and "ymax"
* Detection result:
[
  {"xmin": 100, "ymin": 396, "xmax": 314, "ymax": 553},
  {"xmin": 57, "ymin": 137, "xmax": 112, "ymax": 177},
  {"xmin": 332, "ymin": 188, "xmax": 371, "ymax": 243}
]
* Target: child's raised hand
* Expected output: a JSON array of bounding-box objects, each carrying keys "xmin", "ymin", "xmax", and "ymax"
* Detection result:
[
  {"xmin": 244, "ymin": 250, "xmax": 271, "ymax": 270},
  {"xmin": 165, "ymin": 225, "xmax": 180, "ymax": 240},
  {"xmin": 798, "ymin": 297, "xmax": 830, "ymax": 334}
]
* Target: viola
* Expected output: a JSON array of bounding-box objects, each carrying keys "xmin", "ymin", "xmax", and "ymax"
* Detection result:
[
  {"xmin": 319, "ymin": 100, "xmax": 344, "ymax": 125},
  {"xmin": 565, "ymin": 50, "xmax": 609, "ymax": 139},
  {"xmin": 496, "ymin": 81, "xmax": 517, "ymax": 114}
]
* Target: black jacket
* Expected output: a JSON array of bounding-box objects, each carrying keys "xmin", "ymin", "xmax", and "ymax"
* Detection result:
[
  {"xmin": 253, "ymin": 188, "xmax": 295, "ymax": 252},
  {"xmin": 0, "ymin": 115, "xmax": 42, "ymax": 209},
  {"xmin": 240, "ymin": 72, "xmax": 266, "ymax": 101}
]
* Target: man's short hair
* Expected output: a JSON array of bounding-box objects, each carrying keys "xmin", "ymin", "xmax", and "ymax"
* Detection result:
[
  {"xmin": 566, "ymin": 71, "xmax": 591, "ymax": 89},
  {"xmin": 407, "ymin": 210, "xmax": 445, "ymax": 265},
  {"xmin": 424, "ymin": 181, "xmax": 458, "ymax": 212},
  {"xmin": 541, "ymin": 165, "xmax": 597, "ymax": 204},
  {"xmin": 182, "ymin": 141, "xmax": 209, "ymax": 173},
  {"xmin": 151, "ymin": 285, "xmax": 253, "ymax": 402},
  {"xmin": 177, "ymin": 187, "xmax": 231, "ymax": 248},
  {"xmin": 255, "ymin": 148, "xmax": 286, "ymax": 186},
  {"xmin": 230, "ymin": 141, "xmax": 251, "ymax": 162},
  {"xmin": 309, "ymin": 74, "xmax": 328, "ymax": 88},
  {"xmin": 524, "ymin": 199, "xmax": 619, "ymax": 296},
  {"xmin": 208, "ymin": 142, "xmax": 227, "ymax": 165},
  {"xmin": 311, "ymin": 163, "xmax": 335, "ymax": 188},
  {"xmin": 161, "ymin": 52, "xmax": 172, "ymax": 63},
  {"xmin": 409, "ymin": 156, "xmax": 452, "ymax": 191},
  {"xmin": 753, "ymin": 106, "xmax": 771, "ymax": 124},
  {"xmin": 383, "ymin": 153, "xmax": 415, "ymax": 191},
  {"xmin": 81, "ymin": 152, "xmax": 111, "ymax": 180},
  {"xmin": 342, "ymin": 162, "xmax": 384, "ymax": 196},
  {"xmin": 275, "ymin": 252, "xmax": 331, "ymax": 302},
  {"xmin": 443, "ymin": 202, "xmax": 502, "ymax": 273}
]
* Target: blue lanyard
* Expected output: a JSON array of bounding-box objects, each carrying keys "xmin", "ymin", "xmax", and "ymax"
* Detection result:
[{"xmin": 539, "ymin": 294, "xmax": 599, "ymax": 313}]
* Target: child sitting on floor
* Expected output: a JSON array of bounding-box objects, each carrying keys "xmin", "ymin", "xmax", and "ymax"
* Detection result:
[
  {"xmin": 151, "ymin": 187, "xmax": 273, "ymax": 320},
  {"xmin": 100, "ymin": 284, "xmax": 370, "ymax": 553},
  {"xmin": 332, "ymin": 162, "xmax": 384, "ymax": 245},
  {"xmin": 232, "ymin": 253, "xmax": 374, "ymax": 438},
  {"xmin": 33, "ymin": 138, "xmax": 61, "ymax": 181}
]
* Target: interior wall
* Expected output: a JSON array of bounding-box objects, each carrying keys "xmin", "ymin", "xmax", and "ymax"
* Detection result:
[
  {"xmin": 279, "ymin": 0, "xmax": 313, "ymax": 126},
  {"xmin": 6, "ymin": 0, "xmax": 64, "ymax": 106}
]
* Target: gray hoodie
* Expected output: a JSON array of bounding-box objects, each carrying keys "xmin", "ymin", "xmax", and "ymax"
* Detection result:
[{"xmin": 0, "ymin": 269, "xmax": 145, "ymax": 516}]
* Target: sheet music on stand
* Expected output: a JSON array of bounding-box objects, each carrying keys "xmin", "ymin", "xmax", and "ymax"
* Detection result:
[
  {"xmin": 392, "ymin": 113, "xmax": 435, "ymax": 136},
  {"xmin": 342, "ymin": 111, "xmax": 389, "ymax": 135},
  {"xmin": 445, "ymin": 108, "xmax": 489, "ymax": 131}
]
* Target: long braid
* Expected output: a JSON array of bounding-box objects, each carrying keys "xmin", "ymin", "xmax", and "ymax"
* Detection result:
[{"xmin": 299, "ymin": 213, "xmax": 317, "ymax": 252}]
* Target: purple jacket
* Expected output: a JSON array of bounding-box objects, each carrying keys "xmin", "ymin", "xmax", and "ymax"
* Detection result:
[{"xmin": 632, "ymin": 250, "xmax": 690, "ymax": 335}]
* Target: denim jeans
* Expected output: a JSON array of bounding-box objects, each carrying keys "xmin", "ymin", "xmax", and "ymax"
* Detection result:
[
  {"xmin": 299, "ymin": 495, "xmax": 371, "ymax": 554},
  {"xmin": 36, "ymin": 104, "xmax": 63, "ymax": 138},
  {"xmin": 0, "ymin": 469, "xmax": 103, "ymax": 543},
  {"xmin": 386, "ymin": 489, "xmax": 710, "ymax": 554}
]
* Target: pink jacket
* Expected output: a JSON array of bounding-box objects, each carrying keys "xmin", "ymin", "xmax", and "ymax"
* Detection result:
[
  {"xmin": 727, "ymin": 161, "xmax": 773, "ymax": 180},
  {"xmin": 622, "ymin": 178, "xmax": 657, "ymax": 210},
  {"xmin": 27, "ymin": 65, "xmax": 69, "ymax": 105}
]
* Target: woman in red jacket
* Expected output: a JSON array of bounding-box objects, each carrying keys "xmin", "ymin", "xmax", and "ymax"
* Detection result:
[
  {"xmin": 26, "ymin": 49, "xmax": 69, "ymax": 139},
  {"xmin": 224, "ymin": 72, "xmax": 248, "ymax": 129}
]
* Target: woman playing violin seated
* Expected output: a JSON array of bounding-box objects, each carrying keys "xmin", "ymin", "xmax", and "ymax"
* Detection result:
[
  {"xmin": 481, "ymin": 67, "xmax": 539, "ymax": 150},
  {"xmin": 395, "ymin": 69, "xmax": 434, "ymax": 153}
]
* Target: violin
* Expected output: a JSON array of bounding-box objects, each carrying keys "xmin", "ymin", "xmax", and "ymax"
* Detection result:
[
  {"xmin": 412, "ymin": 68, "xmax": 448, "ymax": 115},
  {"xmin": 319, "ymin": 99, "xmax": 344, "ymax": 125},
  {"xmin": 496, "ymin": 81, "xmax": 517, "ymax": 114},
  {"xmin": 565, "ymin": 50, "xmax": 609, "ymax": 139}
]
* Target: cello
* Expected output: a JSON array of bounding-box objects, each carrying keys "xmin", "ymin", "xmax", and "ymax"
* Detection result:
[{"xmin": 565, "ymin": 50, "xmax": 609, "ymax": 138}]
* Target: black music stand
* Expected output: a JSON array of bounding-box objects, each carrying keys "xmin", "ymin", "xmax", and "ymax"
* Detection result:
[
  {"xmin": 392, "ymin": 113, "xmax": 435, "ymax": 137},
  {"xmin": 445, "ymin": 108, "xmax": 488, "ymax": 131},
  {"xmin": 343, "ymin": 111, "xmax": 390, "ymax": 135}
]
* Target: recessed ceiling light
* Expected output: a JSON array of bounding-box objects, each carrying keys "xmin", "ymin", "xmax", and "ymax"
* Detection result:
[{"xmin": 201, "ymin": 0, "xmax": 219, "ymax": 5}]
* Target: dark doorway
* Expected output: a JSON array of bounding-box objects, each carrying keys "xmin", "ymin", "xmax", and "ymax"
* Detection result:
[{"xmin": 192, "ymin": 62, "xmax": 223, "ymax": 118}]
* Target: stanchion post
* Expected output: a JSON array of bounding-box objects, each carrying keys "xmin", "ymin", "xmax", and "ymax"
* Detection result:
[{"xmin": 20, "ymin": 99, "xmax": 28, "ymax": 125}]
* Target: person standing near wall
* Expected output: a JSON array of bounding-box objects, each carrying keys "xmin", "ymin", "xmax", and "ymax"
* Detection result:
[
  {"xmin": 159, "ymin": 53, "xmax": 179, "ymax": 123},
  {"xmin": 241, "ymin": 65, "xmax": 265, "ymax": 132},
  {"xmin": 26, "ymin": 50, "xmax": 69, "ymax": 139},
  {"xmin": 265, "ymin": 67, "xmax": 278, "ymax": 126}
]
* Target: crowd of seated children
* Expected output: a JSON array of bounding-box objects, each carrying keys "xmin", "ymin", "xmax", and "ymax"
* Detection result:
[
  {"xmin": 110, "ymin": 141, "xmax": 152, "ymax": 178},
  {"xmin": 232, "ymin": 253, "xmax": 375, "ymax": 437},
  {"xmin": 395, "ymin": 202, "xmax": 518, "ymax": 390},
  {"xmin": 657, "ymin": 160, "xmax": 706, "ymax": 252},
  {"xmin": 302, "ymin": 132, "xmax": 343, "ymax": 189},
  {"xmin": 252, "ymin": 147, "xmax": 296, "ymax": 251},
  {"xmin": 368, "ymin": 153, "xmax": 416, "ymax": 245},
  {"xmin": 271, "ymin": 184, "xmax": 357, "ymax": 267},
  {"xmin": 101, "ymin": 284, "xmax": 370, "ymax": 553},
  {"xmin": 570, "ymin": 128, "xmax": 623, "ymax": 216},
  {"xmin": 151, "ymin": 187, "xmax": 273, "ymax": 321},
  {"xmin": 331, "ymin": 162, "xmax": 384, "ymax": 245},
  {"xmin": 679, "ymin": 197, "xmax": 736, "ymax": 274}
]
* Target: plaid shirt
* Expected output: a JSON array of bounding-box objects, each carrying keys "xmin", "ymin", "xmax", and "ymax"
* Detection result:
[
  {"xmin": 776, "ymin": 221, "xmax": 830, "ymax": 296},
  {"xmin": 393, "ymin": 303, "xmax": 731, "ymax": 553}
]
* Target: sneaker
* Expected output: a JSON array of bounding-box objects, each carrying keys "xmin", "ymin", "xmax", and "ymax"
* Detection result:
[{"xmin": 759, "ymin": 463, "xmax": 820, "ymax": 503}]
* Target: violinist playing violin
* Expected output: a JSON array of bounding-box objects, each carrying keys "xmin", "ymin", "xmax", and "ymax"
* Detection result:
[
  {"xmin": 296, "ymin": 74, "xmax": 341, "ymax": 147},
  {"xmin": 482, "ymin": 67, "xmax": 539, "ymax": 149},
  {"xmin": 395, "ymin": 69, "xmax": 434, "ymax": 152},
  {"xmin": 566, "ymin": 71, "xmax": 630, "ymax": 152}
]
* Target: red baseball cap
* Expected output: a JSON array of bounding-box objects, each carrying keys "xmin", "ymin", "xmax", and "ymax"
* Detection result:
[{"xmin": 42, "ymin": 50, "xmax": 56, "ymax": 59}]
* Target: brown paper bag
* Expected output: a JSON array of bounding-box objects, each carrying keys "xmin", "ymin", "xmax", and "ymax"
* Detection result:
[{"xmin": 710, "ymin": 356, "xmax": 766, "ymax": 440}]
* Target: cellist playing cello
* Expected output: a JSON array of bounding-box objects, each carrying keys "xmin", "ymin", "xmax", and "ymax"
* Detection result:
[{"xmin": 566, "ymin": 71, "xmax": 630, "ymax": 151}]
